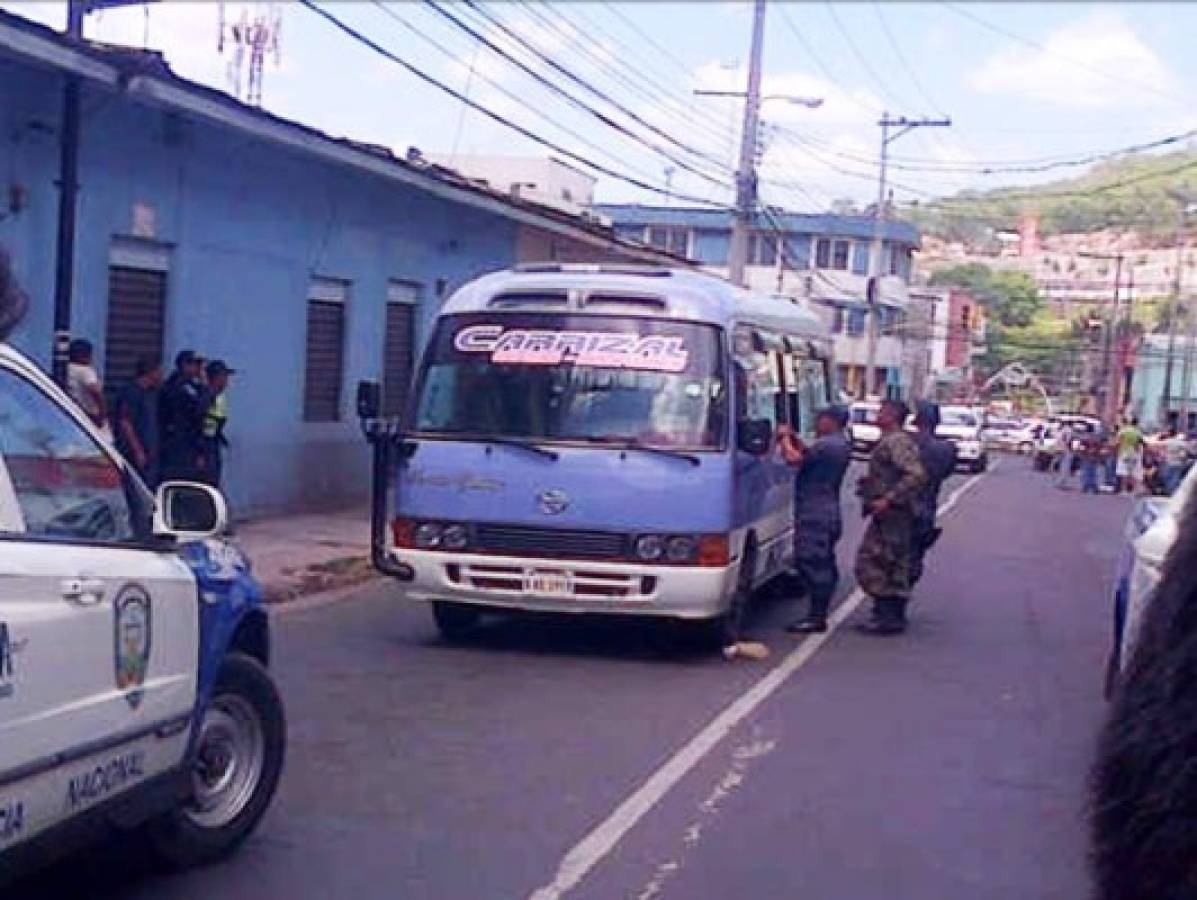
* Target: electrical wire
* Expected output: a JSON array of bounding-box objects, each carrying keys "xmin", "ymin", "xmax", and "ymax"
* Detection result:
[
  {"xmin": 425, "ymin": 0, "xmax": 733, "ymax": 189},
  {"xmin": 299, "ymin": 0, "xmax": 732, "ymax": 208},
  {"xmin": 513, "ymin": 1, "xmax": 738, "ymax": 151},
  {"xmin": 369, "ymin": 2, "xmax": 669, "ymax": 185}
]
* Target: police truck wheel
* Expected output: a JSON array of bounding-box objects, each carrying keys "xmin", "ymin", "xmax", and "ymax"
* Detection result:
[
  {"xmin": 432, "ymin": 601, "xmax": 481, "ymax": 641},
  {"xmin": 148, "ymin": 653, "xmax": 286, "ymax": 869}
]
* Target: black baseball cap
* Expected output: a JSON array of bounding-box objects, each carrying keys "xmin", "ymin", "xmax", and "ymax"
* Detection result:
[
  {"xmin": 206, "ymin": 359, "xmax": 236, "ymax": 378},
  {"xmin": 175, "ymin": 349, "xmax": 202, "ymax": 368}
]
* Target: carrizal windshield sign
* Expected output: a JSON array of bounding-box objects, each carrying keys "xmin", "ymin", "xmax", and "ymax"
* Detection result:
[{"xmin": 453, "ymin": 324, "xmax": 690, "ymax": 373}]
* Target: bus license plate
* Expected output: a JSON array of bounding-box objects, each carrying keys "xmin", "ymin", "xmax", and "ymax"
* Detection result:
[{"xmin": 524, "ymin": 570, "xmax": 574, "ymax": 598}]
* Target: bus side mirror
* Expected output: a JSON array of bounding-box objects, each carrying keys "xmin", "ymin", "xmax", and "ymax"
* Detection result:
[
  {"xmin": 737, "ymin": 418, "xmax": 773, "ymax": 456},
  {"xmin": 357, "ymin": 380, "xmax": 381, "ymax": 421}
]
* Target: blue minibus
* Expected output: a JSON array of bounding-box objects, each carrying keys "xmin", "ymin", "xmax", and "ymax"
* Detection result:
[{"xmin": 357, "ymin": 264, "xmax": 833, "ymax": 645}]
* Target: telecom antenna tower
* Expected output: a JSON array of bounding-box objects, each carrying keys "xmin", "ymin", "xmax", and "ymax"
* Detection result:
[{"xmin": 218, "ymin": 2, "xmax": 282, "ymax": 107}]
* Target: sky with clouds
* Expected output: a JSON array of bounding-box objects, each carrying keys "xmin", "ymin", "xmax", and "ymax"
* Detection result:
[{"xmin": 5, "ymin": 1, "xmax": 1196, "ymax": 213}]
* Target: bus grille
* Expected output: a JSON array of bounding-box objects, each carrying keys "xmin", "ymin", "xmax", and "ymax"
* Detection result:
[{"xmin": 473, "ymin": 524, "xmax": 626, "ymax": 560}]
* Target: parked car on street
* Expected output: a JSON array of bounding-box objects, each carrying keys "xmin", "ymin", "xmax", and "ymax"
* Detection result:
[
  {"xmin": 848, "ymin": 401, "xmax": 881, "ymax": 457},
  {"xmin": 1033, "ymin": 414, "xmax": 1103, "ymax": 472},
  {"xmin": 938, "ymin": 405, "xmax": 989, "ymax": 473},
  {"xmin": 1106, "ymin": 462, "xmax": 1197, "ymax": 692},
  {"xmin": 0, "ymin": 344, "xmax": 285, "ymax": 881}
]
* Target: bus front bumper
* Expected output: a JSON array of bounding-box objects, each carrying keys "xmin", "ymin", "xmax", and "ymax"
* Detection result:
[{"xmin": 386, "ymin": 549, "xmax": 739, "ymax": 620}]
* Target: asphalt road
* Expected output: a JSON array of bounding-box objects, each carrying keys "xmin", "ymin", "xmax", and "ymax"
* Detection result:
[{"xmin": 21, "ymin": 458, "xmax": 1130, "ymax": 900}]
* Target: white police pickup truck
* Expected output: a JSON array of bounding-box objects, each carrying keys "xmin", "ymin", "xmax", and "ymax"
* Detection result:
[{"xmin": 0, "ymin": 343, "xmax": 284, "ymax": 883}]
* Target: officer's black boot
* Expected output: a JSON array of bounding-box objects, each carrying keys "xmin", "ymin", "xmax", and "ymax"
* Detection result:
[
  {"xmin": 787, "ymin": 589, "xmax": 830, "ymax": 634},
  {"xmin": 856, "ymin": 597, "xmax": 904, "ymax": 636}
]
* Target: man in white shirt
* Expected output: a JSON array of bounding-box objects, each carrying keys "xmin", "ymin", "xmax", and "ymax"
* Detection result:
[
  {"xmin": 66, "ymin": 338, "xmax": 108, "ymax": 434},
  {"xmin": 1161, "ymin": 427, "xmax": 1190, "ymax": 495}
]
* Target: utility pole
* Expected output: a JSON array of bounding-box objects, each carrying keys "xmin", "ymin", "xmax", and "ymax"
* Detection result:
[
  {"xmin": 726, "ymin": 0, "xmax": 766, "ymax": 288},
  {"xmin": 864, "ymin": 113, "xmax": 950, "ymax": 399},
  {"xmin": 52, "ymin": 0, "xmax": 159, "ymax": 384},
  {"xmin": 1182, "ymin": 276, "xmax": 1197, "ymax": 432},
  {"xmin": 1079, "ymin": 250, "xmax": 1124, "ymax": 421},
  {"xmin": 51, "ymin": 0, "xmax": 86, "ymax": 385}
]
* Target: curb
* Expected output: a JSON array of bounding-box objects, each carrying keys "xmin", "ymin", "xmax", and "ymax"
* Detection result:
[{"xmin": 260, "ymin": 554, "xmax": 380, "ymax": 604}]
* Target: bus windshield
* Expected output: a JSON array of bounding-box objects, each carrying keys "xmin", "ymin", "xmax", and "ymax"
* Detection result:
[{"xmin": 413, "ymin": 312, "xmax": 727, "ymax": 450}]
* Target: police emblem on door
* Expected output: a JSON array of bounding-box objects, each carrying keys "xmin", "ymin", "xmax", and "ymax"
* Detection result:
[{"xmin": 114, "ymin": 585, "xmax": 152, "ymax": 708}]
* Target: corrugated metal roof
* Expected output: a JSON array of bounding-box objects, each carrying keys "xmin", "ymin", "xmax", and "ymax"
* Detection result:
[{"xmin": 0, "ymin": 9, "xmax": 688, "ymax": 266}]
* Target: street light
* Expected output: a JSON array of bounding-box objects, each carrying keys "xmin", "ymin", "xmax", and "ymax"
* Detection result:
[{"xmin": 694, "ymin": 90, "xmax": 824, "ymax": 108}]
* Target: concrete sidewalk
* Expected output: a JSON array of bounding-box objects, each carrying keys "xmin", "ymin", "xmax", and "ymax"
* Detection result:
[{"xmin": 233, "ymin": 505, "xmax": 376, "ymax": 603}]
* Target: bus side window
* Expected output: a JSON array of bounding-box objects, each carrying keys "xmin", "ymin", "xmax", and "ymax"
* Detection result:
[{"xmin": 801, "ymin": 358, "xmax": 829, "ymax": 435}]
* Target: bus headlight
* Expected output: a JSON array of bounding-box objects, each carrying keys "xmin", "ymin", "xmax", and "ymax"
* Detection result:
[
  {"xmin": 413, "ymin": 522, "xmax": 444, "ymax": 549},
  {"xmin": 441, "ymin": 524, "xmax": 469, "ymax": 550},
  {"xmin": 666, "ymin": 536, "xmax": 698, "ymax": 563},
  {"xmin": 634, "ymin": 534, "xmax": 665, "ymax": 561}
]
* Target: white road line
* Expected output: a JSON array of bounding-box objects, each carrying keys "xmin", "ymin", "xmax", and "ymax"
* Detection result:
[{"xmin": 526, "ymin": 462, "xmax": 995, "ymax": 900}]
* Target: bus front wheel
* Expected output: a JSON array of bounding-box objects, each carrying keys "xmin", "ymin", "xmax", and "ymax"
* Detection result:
[
  {"xmin": 694, "ymin": 544, "xmax": 755, "ymax": 651},
  {"xmin": 432, "ymin": 601, "xmax": 481, "ymax": 641}
]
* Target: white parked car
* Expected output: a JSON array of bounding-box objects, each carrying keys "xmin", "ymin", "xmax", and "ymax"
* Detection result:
[
  {"xmin": 1111, "ymin": 462, "xmax": 1197, "ymax": 682},
  {"xmin": 848, "ymin": 401, "xmax": 881, "ymax": 457},
  {"xmin": 0, "ymin": 344, "xmax": 284, "ymax": 880},
  {"xmin": 938, "ymin": 405, "xmax": 989, "ymax": 473}
]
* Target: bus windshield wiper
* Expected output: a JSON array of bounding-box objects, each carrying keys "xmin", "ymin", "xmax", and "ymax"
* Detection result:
[
  {"xmin": 482, "ymin": 435, "xmax": 559, "ymax": 461},
  {"xmin": 586, "ymin": 435, "xmax": 701, "ymax": 467}
]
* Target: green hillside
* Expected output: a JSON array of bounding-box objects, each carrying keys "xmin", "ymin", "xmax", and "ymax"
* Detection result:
[{"xmin": 905, "ymin": 147, "xmax": 1197, "ymax": 246}]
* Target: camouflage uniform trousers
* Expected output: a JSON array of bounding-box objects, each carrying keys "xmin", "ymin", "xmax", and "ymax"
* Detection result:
[{"xmin": 855, "ymin": 508, "xmax": 916, "ymax": 601}]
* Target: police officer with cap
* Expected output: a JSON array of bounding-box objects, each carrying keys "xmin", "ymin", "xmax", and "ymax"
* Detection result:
[
  {"xmin": 777, "ymin": 405, "xmax": 852, "ymax": 633},
  {"xmin": 910, "ymin": 401, "xmax": 956, "ymax": 587},
  {"xmin": 201, "ymin": 359, "xmax": 236, "ymax": 489}
]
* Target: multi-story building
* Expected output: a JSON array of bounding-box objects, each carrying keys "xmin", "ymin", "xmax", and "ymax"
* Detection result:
[
  {"xmin": 430, "ymin": 154, "xmax": 599, "ymax": 218},
  {"xmin": 904, "ymin": 286, "xmax": 986, "ymax": 400},
  {"xmin": 597, "ymin": 205, "xmax": 921, "ymax": 398}
]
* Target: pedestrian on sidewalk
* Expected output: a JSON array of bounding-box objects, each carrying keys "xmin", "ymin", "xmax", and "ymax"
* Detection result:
[
  {"xmin": 66, "ymin": 338, "xmax": 108, "ymax": 437},
  {"xmin": 1160, "ymin": 426, "xmax": 1188, "ymax": 495},
  {"xmin": 1055, "ymin": 421, "xmax": 1076, "ymax": 489},
  {"xmin": 1080, "ymin": 432, "xmax": 1103, "ymax": 494},
  {"xmin": 200, "ymin": 359, "xmax": 235, "ymax": 489},
  {"xmin": 777, "ymin": 406, "xmax": 851, "ymax": 634},
  {"xmin": 1115, "ymin": 417, "xmax": 1144, "ymax": 494},
  {"xmin": 910, "ymin": 402, "xmax": 956, "ymax": 587},
  {"xmin": 854, "ymin": 399, "xmax": 926, "ymax": 636},
  {"xmin": 159, "ymin": 349, "xmax": 206, "ymax": 482},
  {"xmin": 114, "ymin": 354, "xmax": 163, "ymax": 487}
]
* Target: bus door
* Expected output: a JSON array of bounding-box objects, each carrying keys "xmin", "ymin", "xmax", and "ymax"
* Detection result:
[{"xmin": 733, "ymin": 328, "xmax": 791, "ymax": 584}]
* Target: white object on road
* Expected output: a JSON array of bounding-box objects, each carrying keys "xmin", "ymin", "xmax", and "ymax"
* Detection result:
[{"xmin": 527, "ymin": 463, "xmax": 994, "ymax": 900}]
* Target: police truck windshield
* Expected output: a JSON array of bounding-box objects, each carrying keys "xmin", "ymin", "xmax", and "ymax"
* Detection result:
[{"xmin": 413, "ymin": 313, "xmax": 727, "ymax": 450}]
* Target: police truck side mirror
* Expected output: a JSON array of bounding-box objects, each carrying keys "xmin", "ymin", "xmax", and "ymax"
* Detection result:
[
  {"xmin": 738, "ymin": 418, "xmax": 774, "ymax": 456},
  {"xmin": 153, "ymin": 482, "xmax": 229, "ymax": 541},
  {"xmin": 356, "ymin": 380, "xmax": 381, "ymax": 421}
]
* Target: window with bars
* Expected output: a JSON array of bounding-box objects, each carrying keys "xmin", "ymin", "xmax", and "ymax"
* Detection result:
[
  {"xmin": 303, "ymin": 278, "xmax": 348, "ymax": 422},
  {"xmin": 104, "ymin": 264, "xmax": 167, "ymax": 398},
  {"xmin": 814, "ymin": 238, "xmax": 852, "ymax": 271},
  {"xmin": 645, "ymin": 225, "xmax": 690, "ymax": 256},
  {"xmin": 747, "ymin": 233, "xmax": 778, "ymax": 267},
  {"xmin": 383, "ymin": 281, "xmax": 419, "ymax": 419}
]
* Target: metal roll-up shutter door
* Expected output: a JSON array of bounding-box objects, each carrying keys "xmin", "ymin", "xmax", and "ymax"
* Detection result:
[
  {"xmin": 104, "ymin": 266, "xmax": 167, "ymax": 392},
  {"xmin": 304, "ymin": 298, "xmax": 346, "ymax": 422},
  {"xmin": 383, "ymin": 282, "xmax": 418, "ymax": 418}
]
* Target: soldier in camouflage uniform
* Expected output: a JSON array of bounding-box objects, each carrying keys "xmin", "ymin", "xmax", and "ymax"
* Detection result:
[
  {"xmin": 854, "ymin": 399, "xmax": 927, "ymax": 635},
  {"xmin": 777, "ymin": 406, "xmax": 852, "ymax": 634},
  {"xmin": 910, "ymin": 402, "xmax": 957, "ymax": 587}
]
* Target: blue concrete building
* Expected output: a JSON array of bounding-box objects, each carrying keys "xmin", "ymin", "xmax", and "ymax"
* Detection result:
[
  {"xmin": 0, "ymin": 12, "xmax": 677, "ymax": 516},
  {"xmin": 1129, "ymin": 334, "xmax": 1197, "ymax": 431},
  {"xmin": 598, "ymin": 204, "xmax": 921, "ymax": 398}
]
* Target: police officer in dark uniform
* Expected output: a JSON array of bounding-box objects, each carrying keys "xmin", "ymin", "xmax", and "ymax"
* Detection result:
[
  {"xmin": 910, "ymin": 401, "xmax": 957, "ymax": 587},
  {"xmin": 158, "ymin": 349, "xmax": 206, "ymax": 482},
  {"xmin": 777, "ymin": 406, "xmax": 852, "ymax": 634}
]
